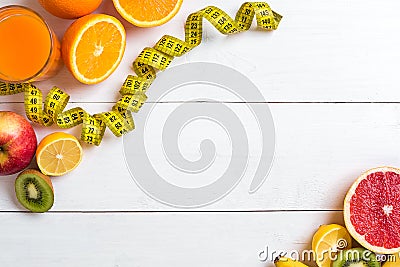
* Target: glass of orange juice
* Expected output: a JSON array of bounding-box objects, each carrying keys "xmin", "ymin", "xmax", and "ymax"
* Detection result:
[{"xmin": 0, "ymin": 5, "xmax": 62, "ymax": 83}]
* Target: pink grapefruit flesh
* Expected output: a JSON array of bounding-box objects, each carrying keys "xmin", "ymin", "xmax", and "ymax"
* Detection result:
[{"xmin": 344, "ymin": 166, "xmax": 400, "ymax": 254}]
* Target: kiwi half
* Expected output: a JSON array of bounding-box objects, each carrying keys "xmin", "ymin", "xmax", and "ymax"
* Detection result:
[
  {"xmin": 15, "ymin": 169, "xmax": 54, "ymax": 213},
  {"xmin": 333, "ymin": 248, "xmax": 380, "ymax": 267}
]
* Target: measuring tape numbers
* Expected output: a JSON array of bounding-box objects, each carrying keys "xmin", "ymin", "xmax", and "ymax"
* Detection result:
[{"xmin": 0, "ymin": 2, "xmax": 281, "ymax": 146}]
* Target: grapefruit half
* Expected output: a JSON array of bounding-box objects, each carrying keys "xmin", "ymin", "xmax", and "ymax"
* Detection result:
[{"xmin": 344, "ymin": 166, "xmax": 400, "ymax": 254}]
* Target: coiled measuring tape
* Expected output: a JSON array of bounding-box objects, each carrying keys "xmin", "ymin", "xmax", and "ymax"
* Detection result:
[{"xmin": 0, "ymin": 2, "xmax": 281, "ymax": 146}]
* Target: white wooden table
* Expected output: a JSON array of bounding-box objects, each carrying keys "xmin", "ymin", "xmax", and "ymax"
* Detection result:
[{"xmin": 1, "ymin": 0, "xmax": 400, "ymax": 266}]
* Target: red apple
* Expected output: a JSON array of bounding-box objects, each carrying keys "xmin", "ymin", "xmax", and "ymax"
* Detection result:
[{"xmin": 0, "ymin": 111, "xmax": 37, "ymax": 176}]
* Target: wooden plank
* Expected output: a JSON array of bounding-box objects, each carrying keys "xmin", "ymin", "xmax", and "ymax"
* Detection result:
[
  {"xmin": 0, "ymin": 211, "xmax": 344, "ymax": 266},
  {"xmin": 0, "ymin": 103, "xmax": 398, "ymax": 211},
  {"xmin": 2, "ymin": 0, "xmax": 400, "ymax": 103}
]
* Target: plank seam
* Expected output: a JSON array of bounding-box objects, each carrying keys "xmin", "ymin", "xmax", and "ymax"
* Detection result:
[{"xmin": 0, "ymin": 209, "xmax": 343, "ymax": 214}]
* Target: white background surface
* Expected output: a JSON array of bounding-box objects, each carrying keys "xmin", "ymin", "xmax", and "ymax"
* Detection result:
[{"xmin": 0, "ymin": 0, "xmax": 399, "ymax": 266}]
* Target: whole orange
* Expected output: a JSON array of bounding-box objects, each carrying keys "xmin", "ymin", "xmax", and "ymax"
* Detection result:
[{"xmin": 38, "ymin": 0, "xmax": 102, "ymax": 19}]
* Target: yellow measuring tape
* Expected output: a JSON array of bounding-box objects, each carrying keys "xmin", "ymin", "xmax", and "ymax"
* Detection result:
[{"xmin": 0, "ymin": 2, "xmax": 281, "ymax": 146}]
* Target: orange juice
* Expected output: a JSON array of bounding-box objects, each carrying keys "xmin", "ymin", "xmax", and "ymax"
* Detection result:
[{"xmin": 0, "ymin": 6, "xmax": 62, "ymax": 83}]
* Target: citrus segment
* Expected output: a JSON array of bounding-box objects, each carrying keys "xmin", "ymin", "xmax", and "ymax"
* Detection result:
[
  {"xmin": 112, "ymin": 0, "xmax": 183, "ymax": 27},
  {"xmin": 36, "ymin": 132, "xmax": 83, "ymax": 176},
  {"xmin": 344, "ymin": 166, "xmax": 400, "ymax": 254},
  {"xmin": 312, "ymin": 224, "xmax": 352, "ymax": 267},
  {"xmin": 62, "ymin": 14, "xmax": 126, "ymax": 84}
]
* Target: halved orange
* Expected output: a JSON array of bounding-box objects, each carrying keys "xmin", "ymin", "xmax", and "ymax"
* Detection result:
[
  {"xmin": 112, "ymin": 0, "xmax": 183, "ymax": 27},
  {"xmin": 36, "ymin": 132, "xmax": 83, "ymax": 176},
  {"xmin": 61, "ymin": 14, "xmax": 126, "ymax": 84}
]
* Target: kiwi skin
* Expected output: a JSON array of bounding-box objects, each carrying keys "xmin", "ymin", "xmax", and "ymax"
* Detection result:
[
  {"xmin": 15, "ymin": 169, "xmax": 54, "ymax": 213},
  {"xmin": 333, "ymin": 248, "xmax": 380, "ymax": 267}
]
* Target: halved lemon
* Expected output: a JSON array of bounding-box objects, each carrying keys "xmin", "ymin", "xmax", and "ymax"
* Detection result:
[
  {"xmin": 61, "ymin": 14, "xmax": 126, "ymax": 84},
  {"xmin": 312, "ymin": 224, "xmax": 352, "ymax": 267},
  {"xmin": 36, "ymin": 132, "xmax": 83, "ymax": 176}
]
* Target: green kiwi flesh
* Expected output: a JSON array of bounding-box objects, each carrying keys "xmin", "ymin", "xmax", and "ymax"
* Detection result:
[
  {"xmin": 333, "ymin": 248, "xmax": 380, "ymax": 267},
  {"xmin": 15, "ymin": 169, "xmax": 54, "ymax": 212}
]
